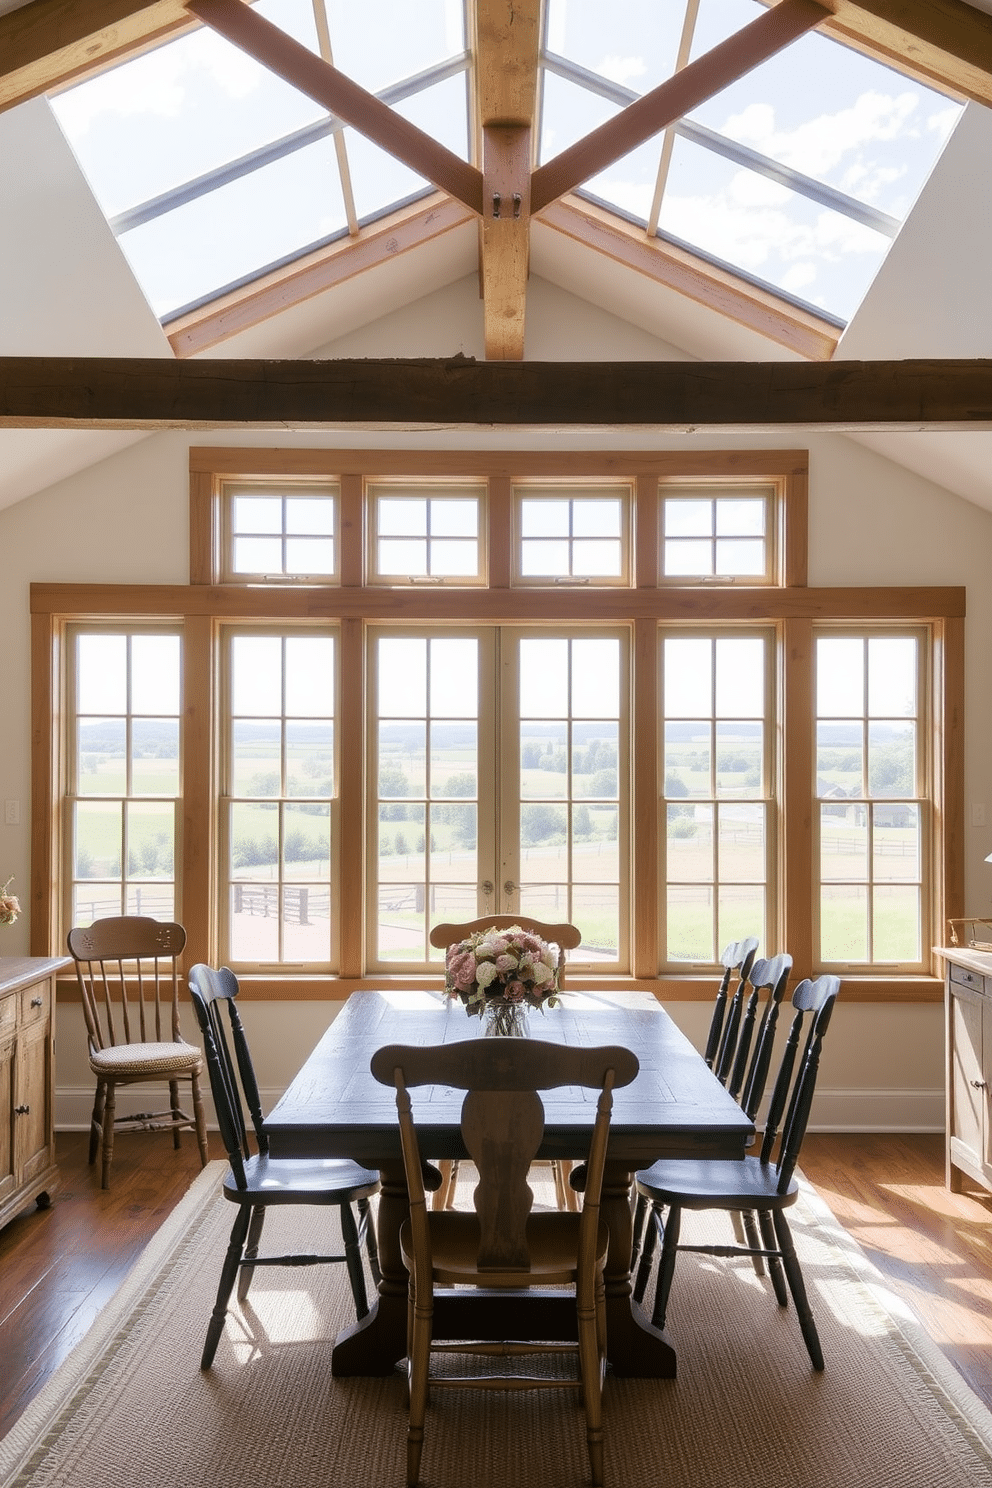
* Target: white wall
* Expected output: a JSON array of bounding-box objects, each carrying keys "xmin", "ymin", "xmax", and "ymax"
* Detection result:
[{"xmin": 4, "ymin": 274, "xmax": 989, "ymax": 1132}]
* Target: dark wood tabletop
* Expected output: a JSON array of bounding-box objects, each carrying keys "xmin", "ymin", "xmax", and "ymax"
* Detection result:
[{"xmin": 264, "ymin": 988, "xmax": 753, "ymax": 1378}]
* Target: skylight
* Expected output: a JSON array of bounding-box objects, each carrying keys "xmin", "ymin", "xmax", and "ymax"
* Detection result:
[{"xmin": 48, "ymin": 0, "xmax": 963, "ymax": 335}]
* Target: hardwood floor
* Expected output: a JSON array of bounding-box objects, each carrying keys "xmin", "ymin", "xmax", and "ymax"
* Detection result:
[{"xmin": 0, "ymin": 1130, "xmax": 989, "ymax": 1442}]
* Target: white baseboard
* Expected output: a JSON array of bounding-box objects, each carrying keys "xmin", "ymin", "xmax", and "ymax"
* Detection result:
[{"xmin": 55, "ymin": 1084, "xmax": 947, "ymax": 1135}]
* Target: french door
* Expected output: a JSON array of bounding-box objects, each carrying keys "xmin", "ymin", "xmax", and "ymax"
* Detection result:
[{"xmin": 369, "ymin": 626, "xmax": 628, "ymax": 971}]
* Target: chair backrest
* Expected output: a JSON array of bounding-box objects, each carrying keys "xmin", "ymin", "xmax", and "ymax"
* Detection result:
[
  {"xmin": 736, "ymin": 952, "xmax": 793, "ymax": 1119},
  {"xmin": 758, "ymin": 974, "xmax": 841, "ymax": 1191},
  {"xmin": 67, "ymin": 915, "xmax": 187, "ymax": 1055},
  {"xmin": 187, "ymin": 963, "xmax": 266, "ymax": 1189},
  {"xmin": 429, "ymin": 916, "xmax": 582, "ymax": 987},
  {"xmin": 705, "ymin": 936, "xmax": 760, "ymax": 1076},
  {"xmin": 371, "ymin": 1040, "xmax": 638, "ymax": 1274}
]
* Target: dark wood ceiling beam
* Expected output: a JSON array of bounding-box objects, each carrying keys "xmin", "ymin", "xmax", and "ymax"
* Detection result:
[
  {"xmin": 185, "ymin": 0, "xmax": 484, "ymax": 214},
  {"xmin": 1, "ymin": 357, "xmax": 990, "ymax": 430},
  {"xmin": 0, "ymin": 0, "xmax": 192, "ymax": 111},
  {"xmin": 530, "ymin": 0, "xmax": 829, "ymax": 214},
  {"xmin": 762, "ymin": 0, "xmax": 992, "ymax": 105}
]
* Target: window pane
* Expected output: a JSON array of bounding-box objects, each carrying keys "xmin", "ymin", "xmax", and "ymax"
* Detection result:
[
  {"xmin": 821, "ymin": 884, "xmax": 868, "ymax": 961},
  {"xmin": 226, "ymin": 487, "xmax": 337, "ymax": 580}
]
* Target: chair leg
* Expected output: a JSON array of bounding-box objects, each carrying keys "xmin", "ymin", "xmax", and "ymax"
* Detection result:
[
  {"xmin": 577, "ymin": 1278, "xmax": 605, "ymax": 1487},
  {"xmin": 202, "ymin": 1206, "xmax": 251, "ymax": 1370},
  {"xmin": 168, "ymin": 1079, "xmax": 182, "ymax": 1150},
  {"xmin": 236, "ymin": 1205, "xmax": 266, "ymax": 1302},
  {"xmin": 633, "ymin": 1199, "xmax": 662, "ymax": 1304},
  {"xmin": 340, "ymin": 1201, "xmax": 371, "ymax": 1320},
  {"xmin": 741, "ymin": 1209, "xmax": 766, "ymax": 1277},
  {"xmin": 406, "ymin": 1276, "xmax": 433, "ymax": 1487},
  {"xmin": 629, "ymin": 1190, "xmax": 648, "ymax": 1275},
  {"xmin": 190, "ymin": 1070, "xmax": 210, "ymax": 1167},
  {"xmin": 100, "ymin": 1082, "xmax": 117, "ymax": 1189},
  {"xmin": 757, "ymin": 1208, "xmax": 789, "ymax": 1306},
  {"xmin": 651, "ymin": 1203, "xmax": 682, "ymax": 1331},
  {"xmin": 771, "ymin": 1208, "xmax": 824, "ymax": 1371},
  {"xmin": 432, "ymin": 1160, "xmax": 458, "ymax": 1210},
  {"xmin": 358, "ymin": 1196, "xmax": 381, "ymax": 1287},
  {"xmin": 89, "ymin": 1081, "xmax": 106, "ymax": 1166}
]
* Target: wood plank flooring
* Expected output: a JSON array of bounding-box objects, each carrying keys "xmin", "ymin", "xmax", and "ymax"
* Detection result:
[{"xmin": 0, "ymin": 1131, "xmax": 989, "ymax": 1444}]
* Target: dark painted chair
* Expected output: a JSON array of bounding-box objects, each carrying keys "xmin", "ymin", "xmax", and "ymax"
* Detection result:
[
  {"xmin": 188, "ymin": 962, "xmax": 382, "ymax": 1370},
  {"xmin": 634, "ymin": 974, "xmax": 841, "ymax": 1371}
]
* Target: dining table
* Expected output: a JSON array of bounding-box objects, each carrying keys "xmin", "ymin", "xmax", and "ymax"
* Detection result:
[{"xmin": 263, "ymin": 988, "xmax": 754, "ymax": 1379}]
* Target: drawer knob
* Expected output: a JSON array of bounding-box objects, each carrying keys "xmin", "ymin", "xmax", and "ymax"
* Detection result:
[
  {"xmin": 14, "ymin": 1104, "xmax": 30, "ymax": 1115},
  {"xmin": 971, "ymin": 1079, "xmax": 988, "ymax": 1090},
  {"xmin": 30, "ymin": 996, "xmax": 43, "ymax": 1007}
]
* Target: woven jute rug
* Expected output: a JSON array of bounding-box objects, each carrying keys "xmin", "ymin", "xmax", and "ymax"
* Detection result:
[{"xmin": 2, "ymin": 1161, "xmax": 991, "ymax": 1488}]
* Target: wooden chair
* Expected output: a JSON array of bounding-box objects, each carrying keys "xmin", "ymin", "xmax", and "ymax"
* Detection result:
[
  {"xmin": 67, "ymin": 915, "xmax": 210, "ymax": 1189},
  {"xmin": 704, "ymin": 936, "xmax": 761, "ymax": 1081},
  {"xmin": 633, "ymin": 974, "xmax": 841, "ymax": 1371},
  {"xmin": 429, "ymin": 914, "xmax": 583, "ymax": 1210},
  {"xmin": 370, "ymin": 1037, "xmax": 639, "ymax": 1488},
  {"xmin": 188, "ymin": 964, "xmax": 382, "ymax": 1370}
]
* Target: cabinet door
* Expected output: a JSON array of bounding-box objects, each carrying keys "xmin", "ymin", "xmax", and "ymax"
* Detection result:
[
  {"xmin": 950, "ymin": 990, "xmax": 985, "ymax": 1167},
  {"xmin": 13, "ymin": 1020, "xmax": 52, "ymax": 1186},
  {"xmin": 0, "ymin": 1033, "xmax": 15, "ymax": 1204}
]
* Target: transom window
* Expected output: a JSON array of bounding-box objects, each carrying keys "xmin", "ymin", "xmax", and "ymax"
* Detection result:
[
  {"xmin": 368, "ymin": 483, "xmax": 485, "ymax": 584},
  {"xmin": 515, "ymin": 486, "xmax": 629, "ymax": 584},
  {"xmin": 661, "ymin": 486, "xmax": 774, "ymax": 582},
  {"xmin": 224, "ymin": 483, "xmax": 338, "ymax": 581}
]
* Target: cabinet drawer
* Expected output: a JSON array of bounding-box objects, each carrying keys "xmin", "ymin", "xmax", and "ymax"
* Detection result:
[
  {"xmin": 18, "ymin": 981, "xmax": 51, "ymax": 1027},
  {"xmin": 948, "ymin": 962, "xmax": 989, "ymax": 995}
]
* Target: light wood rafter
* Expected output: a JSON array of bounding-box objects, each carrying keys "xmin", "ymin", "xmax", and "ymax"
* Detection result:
[{"xmin": 1, "ymin": 356, "xmax": 990, "ymax": 430}]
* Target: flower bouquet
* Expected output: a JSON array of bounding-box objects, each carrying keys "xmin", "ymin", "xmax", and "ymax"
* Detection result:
[
  {"xmin": 0, "ymin": 876, "xmax": 20, "ymax": 927},
  {"xmin": 444, "ymin": 924, "xmax": 562, "ymax": 1035}
]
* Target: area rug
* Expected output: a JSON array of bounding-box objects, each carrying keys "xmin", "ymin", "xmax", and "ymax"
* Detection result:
[{"xmin": 2, "ymin": 1162, "xmax": 991, "ymax": 1488}]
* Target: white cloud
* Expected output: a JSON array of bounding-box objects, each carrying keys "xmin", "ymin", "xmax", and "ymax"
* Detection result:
[
  {"xmin": 596, "ymin": 54, "xmax": 647, "ymax": 87},
  {"xmin": 50, "ymin": 30, "xmax": 263, "ymax": 136},
  {"xmin": 781, "ymin": 263, "xmax": 818, "ymax": 292},
  {"xmin": 722, "ymin": 91, "xmax": 921, "ymax": 179}
]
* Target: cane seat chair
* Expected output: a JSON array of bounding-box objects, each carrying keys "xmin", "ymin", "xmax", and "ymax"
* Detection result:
[
  {"xmin": 634, "ymin": 974, "xmax": 840, "ymax": 1371},
  {"xmin": 370, "ymin": 1037, "xmax": 639, "ymax": 1488},
  {"xmin": 429, "ymin": 915, "xmax": 582, "ymax": 1210},
  {"xmin": 67, "ymin": 916, "xmax": 210, "ymax": 1189},
  {"xmin": 188, "ymin": 964, "xmax": 382, "ymax": 1370}
]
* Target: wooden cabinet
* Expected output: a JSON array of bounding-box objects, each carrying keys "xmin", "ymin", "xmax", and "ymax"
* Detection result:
[
  {"xmin": 938, "ymin": 947, "xmax": 992, "ymax": 1194},
  {"xmin": 0, "ymin": 956, "xmax": 65, "ymax": 1230}
]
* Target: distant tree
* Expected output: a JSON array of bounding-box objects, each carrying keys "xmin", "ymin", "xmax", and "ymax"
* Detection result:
[
  {"xmin": 521, "ymin": 803, "xmax": 567, "ymax": 845},
  {"xmin": 443, "ymin": 772, "xmax": 476, "ymax": 797}
]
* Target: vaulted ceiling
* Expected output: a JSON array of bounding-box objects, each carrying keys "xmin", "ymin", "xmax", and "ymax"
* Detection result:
[{"xmin": 1, "ymin": 0, "xmax": 991, "ymax": 513}]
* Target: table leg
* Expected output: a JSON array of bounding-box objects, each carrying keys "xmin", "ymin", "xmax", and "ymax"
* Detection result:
[
  {"xmin": 331, "ymin": 1159, "xmax": 409, "ymax": 1376},
  {"xmin": 601, "ymin": 1162, "xmax": 677, "ymax": 1378}
]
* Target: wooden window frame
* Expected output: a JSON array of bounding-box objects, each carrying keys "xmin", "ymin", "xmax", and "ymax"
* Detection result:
[{"xmin": 33, "ymin": 446, "xmax": 962, "ymax": 1004}]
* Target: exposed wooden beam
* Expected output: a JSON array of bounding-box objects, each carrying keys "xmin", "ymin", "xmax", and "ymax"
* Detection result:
[
  {"xmin": 166, "ymin": 193, "xmax": 475, "ymax": 357},
  {"xmin": 0, "ymin": 0, "xmax": 192, "ymax": 112},
  {"xmin": 530, "ymin": 0, "xmax": 829, "ymax": 214},
  {"xmin": 185, "ymin": 0, "xmax": 484, "ymax": 214},
  {"xmin": 1, "ymin": 357, "xmax": 990, "ymax": 430},
  {"xmin": 763, "ymin": 0, "xmax": 992, "ymax": 105},
  {"xmin": 481, "ymin": 125, "xmax": 532, "ymax": 360},
  {"xmin": 539, "ymin": 196, "xmax": 840, "ymax": 362},
  {"xmin": 474, "ymin": 3, "xmax": 541, "ymax": 360}
]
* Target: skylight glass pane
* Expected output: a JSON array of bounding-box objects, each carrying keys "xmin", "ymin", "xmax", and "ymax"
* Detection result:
[
  {"xmin": 120, "ymin": 138, "xmax": 349, "ymax": 318},
  {"xmin": 539, "ymin": 68, "xmax": 617, "ymax": 162},
  {"xmin": 690, "ymin": 0, "xmax": 962, "ymax": 220},
  {"xmin": 659, "ymin": 135, "xmax": 891, "ymax": 320},
  {"xmin": 544, "ymin": 0, "xmax": 684, "ymax": 92},
  {"xmin": 343, "ymin": 131, "xmax": 432, "ymax": 222},
  {"xmin": 50, "ymin": 1, "xmax": 325, "ymax": 217},
  {"xmin": 326, "ymin": 0, "xmax": 464, "ymax": 92}
]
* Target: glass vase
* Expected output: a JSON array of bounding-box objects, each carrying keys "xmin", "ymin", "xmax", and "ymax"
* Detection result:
[{"xmin": 481, "ymin": 998, "xmax": 530, "ymax": 1037}]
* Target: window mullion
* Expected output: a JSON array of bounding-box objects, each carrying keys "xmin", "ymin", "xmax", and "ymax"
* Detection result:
[{"xmin": 782, "ymin": 616, "xmax": 814, "ymax": 979}]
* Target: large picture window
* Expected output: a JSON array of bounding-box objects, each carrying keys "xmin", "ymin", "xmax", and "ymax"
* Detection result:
[{"xmin": 36, "ymin": 447, "xmax": 962, "ymax": 1002}]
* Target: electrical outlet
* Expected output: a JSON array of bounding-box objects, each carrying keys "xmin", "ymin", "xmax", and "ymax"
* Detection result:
[{"xmin": 4, "ymin": 800, "xmax": 19, "ymax": 826}]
